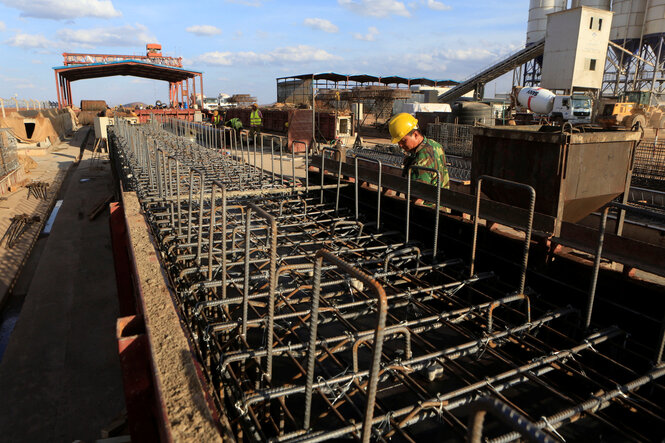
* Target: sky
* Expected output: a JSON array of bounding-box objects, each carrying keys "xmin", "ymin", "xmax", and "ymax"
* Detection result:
[{"xmin": 0, "ymin": 0, "xmax": 533, "ymax": 106}]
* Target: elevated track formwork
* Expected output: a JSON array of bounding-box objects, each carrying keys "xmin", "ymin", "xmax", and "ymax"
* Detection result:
[{"xmin": 109, "ymin": 119, "xmax": 665, "ymax": 442}]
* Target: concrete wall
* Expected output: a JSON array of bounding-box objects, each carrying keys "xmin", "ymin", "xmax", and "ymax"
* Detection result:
[{"xmin": 541, "ymin": 6, "xmax": 613, "ymax": 92}]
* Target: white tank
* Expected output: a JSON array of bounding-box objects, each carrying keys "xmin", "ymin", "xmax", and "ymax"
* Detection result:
[
  {"xmin": 517, "ymin": 87, "xmax": 556, "ymax": 114},
  {"xmin": 571, "ymin": 0, "xmax": 610, "ymax": 10},
  {"xmin": 526, "ymin": 0, "xmax": 567, "ymax": 45},
  {"xmin": 645, "ymin": 0, "xmax": 665, "ymax": 37},
  {"xmin": 611, "ymin": 0, "xmax": 647, "ymax": 41}
]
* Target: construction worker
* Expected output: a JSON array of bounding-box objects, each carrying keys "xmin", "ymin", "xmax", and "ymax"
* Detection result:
[
  {"xmin": 249, "ymin": 103, "xmax": 262, "ymax": 141},
  {"xmin": 211, "ymin": 109, "xmax": 222, "ymax": 126},
  {"xmin": 389, "ymin": 113, "xmax": 450, "ymax": 190},
  {"xmin": 226, "ymin": 117, "xmax": 243, "ymax": 131}
]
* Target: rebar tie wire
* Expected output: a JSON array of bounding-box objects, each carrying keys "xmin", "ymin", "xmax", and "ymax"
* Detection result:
[{"xmin": 541, "ymin": 416, "xmax": 566, "ymax": 442}]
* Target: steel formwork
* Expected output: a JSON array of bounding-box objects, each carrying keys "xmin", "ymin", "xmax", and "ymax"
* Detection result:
[{"xmin": 110, "ymin": 119, "xmax": 665, "ymax": 442}]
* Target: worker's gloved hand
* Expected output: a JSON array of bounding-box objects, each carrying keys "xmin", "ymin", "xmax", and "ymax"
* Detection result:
[{"xmin": 402, "ymin": 154, "xmax": 415, "ymax": 177}]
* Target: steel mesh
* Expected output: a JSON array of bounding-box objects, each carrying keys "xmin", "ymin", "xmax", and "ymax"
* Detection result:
[
  {"xmin": 0, "ymin": 128, "xmax": 20, "ymax": 178},
  {"xmin": 632, "ymin": 139, "xmax": 665, "ymax": 191},
  {"xmin": 426, "ymin": 122, "xmax": 474, "ymax": 158}
]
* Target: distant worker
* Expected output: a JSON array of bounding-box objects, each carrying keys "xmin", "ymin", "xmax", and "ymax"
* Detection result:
[
  {"xmin": 389, "ymin": 113, "xmax": 450, "ymax": 190},
  {"xmin": 212, "ymin": 110, "xmax": 222, "ymax": 126},
  {"xmin": 226, "ymin": 117, "xmax": 243, "ymax": 131},
  {"xmin": 249, "ymin": 103, "xmax": 263, "ymax": 141}
]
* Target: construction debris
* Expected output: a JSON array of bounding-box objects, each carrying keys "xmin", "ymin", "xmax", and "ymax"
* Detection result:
[
  {"xmin": 1, "ymin": 214, "xmax": 41, "ymax": 248},
  {"xmin": 26, "ymin": 181, "xmax": 49, "ymax": 200}
]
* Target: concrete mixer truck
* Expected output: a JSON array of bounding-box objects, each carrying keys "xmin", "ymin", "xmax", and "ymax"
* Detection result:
[{"xmin": 513, "ymin": 87, "xmax": 593, "ymax": 125}]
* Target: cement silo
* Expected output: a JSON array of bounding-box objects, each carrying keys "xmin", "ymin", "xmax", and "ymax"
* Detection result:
[
  {"xmin": 526, "ymin": 0, "xmax": 568, "ymax": 45},
  {"xmin": 523, "ymin": 0, "xmax": 567, "ymax": 87},
  {"xmin": 644, "ymin": 0, "xmax": 665, "ymax": 54},
  {"xmin": 571, "ymin": 0, "xmax": 610, "ymax": 10},
  {"xmin": 611, "ymin": 0, "xmax": 647, "ymax": 43},
  {"xmin": 644, "ymin": 0, "xmax": 665, "ymax": 86}
]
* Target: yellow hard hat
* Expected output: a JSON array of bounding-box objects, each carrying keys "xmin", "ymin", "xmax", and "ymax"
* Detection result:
[{"xmin": 389, "ymin": 113, "xmax": 418, "ymax": 144}]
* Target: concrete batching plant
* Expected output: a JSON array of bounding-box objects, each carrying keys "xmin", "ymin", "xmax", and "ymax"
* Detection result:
[{"xmin": 520, "ymin": 0, "xmax": 665, "ymax": 101}]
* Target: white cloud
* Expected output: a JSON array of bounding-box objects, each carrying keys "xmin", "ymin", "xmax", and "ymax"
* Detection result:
[
  {"xmin": 57, "ymin": 24, "xmax": 156, "ymax": 48},
  {"xmin": 196, "ymin": 45, "xmax": 340, "ymax": 66},
  {"xmin": 304, "ymin": 18, "xmax": 338, "ymax": 33},
  {"xmin": 4, "ymin": 32, "xmax": 52, "ymax": 49},
  {"xmin": 31, "ymin": 59, "xmax": 43, "ymax": 64},
  {"xmin": 353, "ymin": 26, "xmax": 379, "ymax": 41},
  {"xmin": 393, "ymin": 43, "xmax": 519, "ymax": 75},
  {"xmin": 425, "ymin": 0, "xmax": 451, "ymax": 11},
  {"xmin": 0, "ymin": 0, "xmax": 121, "ymax": 20},
  {"xmin": 439, "ymin": 44, "xmax": 518, "ymax": 62},
  {"xmin": 338, "ymin": 0, "xmax": 410, "ymax": 17},
  {"xmin": 186, "ymin": 25, "xmax": 222, "ymax": 36},
  {"xmin": 225, "ymin": 0, "xmax": 262, "ymax": 6},
  {"xmin": 0, "ymin": 21, "xmax": 5, "ymax": 32},
  {"xmin": 0, "ymin": 75, "xmax": 36, "ymax": 89},
  {"xmin": 401, "ymin": 52, "xmax": 447, "ymax": 73}
]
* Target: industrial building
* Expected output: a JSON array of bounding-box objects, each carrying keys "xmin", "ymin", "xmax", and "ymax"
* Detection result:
[{"xmin": 0, "ymin": 2, "xmax": 665, "ymax": 442}]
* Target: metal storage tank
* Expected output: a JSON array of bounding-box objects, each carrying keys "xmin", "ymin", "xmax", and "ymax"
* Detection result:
[
  {"xmin": 571, "ymin": 0, "xmax": 610, "ymax": 10},
  {"xmin": 645, "ymin": 0, "xmax": 665, "ymax": 36},
  {"xmin": 611, "ymin": 0, "xmax": 647, "ymax": 42},
  {"xmin": 526, "ymin": 0, "xmax": 567, "ymax": 45}
]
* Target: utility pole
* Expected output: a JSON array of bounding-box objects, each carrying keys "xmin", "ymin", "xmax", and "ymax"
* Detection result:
[{"xmin": 311, "ymin": 78, "xmax": 316, "ymax": 153}]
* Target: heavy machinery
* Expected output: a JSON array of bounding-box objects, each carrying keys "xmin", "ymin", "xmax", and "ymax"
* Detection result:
[
  {"xmin": 514, "ymin": 86, "xmax": 593, "ymax": 125},
  {"xmin": 597, "ymin": 91, "xmax": 665, "ymax": 129}
]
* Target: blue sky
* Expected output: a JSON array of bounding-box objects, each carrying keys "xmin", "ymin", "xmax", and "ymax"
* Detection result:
[{"xmin": 0, "ymin": 0, "xmax": 532, "ymax": 106}]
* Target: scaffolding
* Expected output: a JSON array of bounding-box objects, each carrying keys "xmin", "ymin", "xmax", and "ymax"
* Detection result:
[{"xmin": 603, "ymin": 36, "xmax": 665, "ymax": 99}]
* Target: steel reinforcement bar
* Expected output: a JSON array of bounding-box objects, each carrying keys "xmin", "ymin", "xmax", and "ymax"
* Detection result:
[{"xmin": 109, "ymin": 119, "xmax": 665, "ymax": 442}]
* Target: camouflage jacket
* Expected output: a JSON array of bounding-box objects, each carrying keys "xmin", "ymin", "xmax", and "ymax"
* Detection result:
[{"xmin": 403, "ymin": 137, "xmax": 450, "ymax": 189}]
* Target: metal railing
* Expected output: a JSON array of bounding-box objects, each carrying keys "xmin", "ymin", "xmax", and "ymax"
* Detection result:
[{"xmin": 0, "ymin": 98, "xmax": 57, "ymax": 116}]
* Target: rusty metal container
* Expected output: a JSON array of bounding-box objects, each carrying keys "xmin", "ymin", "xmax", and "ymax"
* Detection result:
[{"xmin": 471, "ymin": 126, "xmax": 641, "ymax": 231}]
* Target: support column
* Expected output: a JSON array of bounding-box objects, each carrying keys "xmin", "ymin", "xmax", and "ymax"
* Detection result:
[
  {"xmin": 54, "ymin": 72, "xmax": 62, "ymax": 108},
  {"xmin": 67, "ymin": 80, "xmax": 73, "ymax": 107},
  {"xmin": 199, "ymin": 74, "xmax": 204, "ymax": 108},
  {"xmin": 60, "ymin": 76, "xmax": 67, "ymax": 109},
  {"xmin": 192, "ymin": 77, "xmax": 197, "ymax": 109},
  {"xmin": 170, "ymin": 82, "xmax": 176, "ymax": 107}
]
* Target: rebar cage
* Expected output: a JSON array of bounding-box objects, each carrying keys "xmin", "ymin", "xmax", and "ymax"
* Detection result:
[{"xmin": 110, "ymin": 118, "xmax": 665, "ymax": 442}]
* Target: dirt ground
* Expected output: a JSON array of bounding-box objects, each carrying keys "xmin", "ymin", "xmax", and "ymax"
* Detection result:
[
  {"xmin": 0, "ymin": 140, "xmax": 81, "ymax": 305},
  {"xmin": 0, "ymin": 131, "xmax": 126, "ymax": 442}
]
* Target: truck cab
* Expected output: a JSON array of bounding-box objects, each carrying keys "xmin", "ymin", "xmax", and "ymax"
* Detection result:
[
  {"xmin": 202, "ymin": 97, "xmax": 219, "ymax": 112},
  {"xmin": 551, "ymin": 94, "xmax": 592, "ymax": 125}
]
